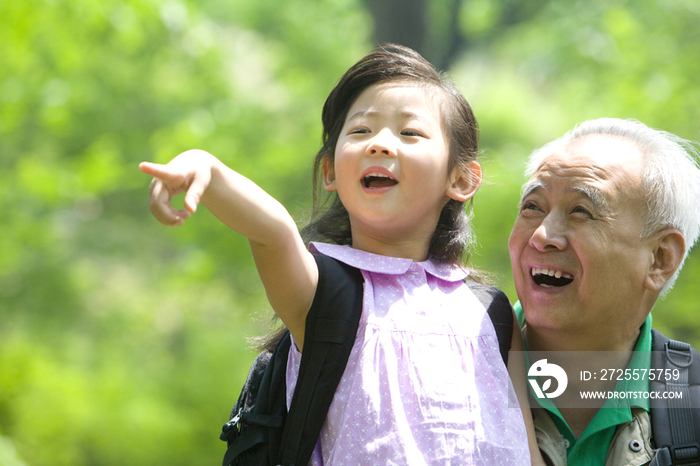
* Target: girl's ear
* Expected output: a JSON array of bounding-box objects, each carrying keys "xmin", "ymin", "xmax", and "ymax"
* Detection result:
[
  {"xmin": 644, "ymin": 228, "xmax": 685, "ymax": 292},
  {"xmin": 322, "ymin": 156, "xmax": 337, "ymax": 192},
  {"xmin": 446, "ymin": 160, "xmax": 482, "ymax": 202}
]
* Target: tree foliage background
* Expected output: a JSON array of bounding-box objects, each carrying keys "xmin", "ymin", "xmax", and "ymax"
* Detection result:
[{"xmin": 1, "ymin": 0, "xmax": 698, "ymax": 464}]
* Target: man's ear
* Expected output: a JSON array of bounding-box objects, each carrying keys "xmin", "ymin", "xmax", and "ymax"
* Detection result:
[
  {"xmin": 645, "ymin": 228, "xmax": 686, "ymax": 292},
  {"xmin": 446, "ymin": 160, "xmax": 482, "ymax": 202},
  {"xmin": 322, "ymin": 156, "xmax": 337, "ymax": 192}
]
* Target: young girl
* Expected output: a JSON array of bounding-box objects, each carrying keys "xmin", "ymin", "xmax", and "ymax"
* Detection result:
[{"xmin": 141, "ymin": 44, "xmax": 543, "ymax": 465}]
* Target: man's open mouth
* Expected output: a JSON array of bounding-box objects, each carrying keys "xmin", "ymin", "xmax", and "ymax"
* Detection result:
[
  {"xmin": 531, "ymin": 268, "xmax": 574, "ymax": 287},
  {"xmin": 362, "ymin": 173, "xmax": 398, "ymax": 189}
]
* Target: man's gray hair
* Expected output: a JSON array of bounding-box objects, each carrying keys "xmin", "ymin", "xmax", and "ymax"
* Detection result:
[{"xmin": 524, "ymin": 118, "xmax": 700, "ymax": 294}]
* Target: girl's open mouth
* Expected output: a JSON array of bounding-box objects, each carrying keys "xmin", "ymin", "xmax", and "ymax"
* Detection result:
[
  {"xmin": 361, "ymin": 167, "xmax": 398, "ymax": 189},
  {"xmin": 362, "ymin": 173, "xmax": 398, "ymax": 188}
]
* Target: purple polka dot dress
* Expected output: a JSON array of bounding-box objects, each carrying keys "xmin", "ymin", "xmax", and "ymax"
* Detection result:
[{"xmin": 286, "ymin": 243, "xmax": 530, "ymax": 465}]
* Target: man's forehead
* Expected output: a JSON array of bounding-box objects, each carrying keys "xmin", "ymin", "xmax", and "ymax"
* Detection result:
[
  {"xmin": 522, "ymin": 135, "xmax": 645, "ymax": 207},
  {"xmin": 525, "ymin": 150, "xmax": 613, "ymax": 195},
  {"xmin": 539, "ymin": 134, "xmax": 644, "ymax": 174}
]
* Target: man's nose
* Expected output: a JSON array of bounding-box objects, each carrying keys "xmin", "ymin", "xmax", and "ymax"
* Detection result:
[
  {"xmin": 529, "ymin": 214, "xmax": 568, "ymax": 251},
  {"xmin": 366, "ymin": 129, "xmax": 396, "ymax": 157}
]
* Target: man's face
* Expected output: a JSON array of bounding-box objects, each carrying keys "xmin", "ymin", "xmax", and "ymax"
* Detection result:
[{"xmin": 508, "ymin": 135, "xmax": 657, "ymax": 345}]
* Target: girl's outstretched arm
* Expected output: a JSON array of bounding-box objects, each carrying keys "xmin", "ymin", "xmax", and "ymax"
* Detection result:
[
  {"xmin": 508, "ymin": 311, "xmax": 547, "ymax": 466},
  {"xmin": 140, "ymin": 150, "xmax": 318, "ymax": 348}
]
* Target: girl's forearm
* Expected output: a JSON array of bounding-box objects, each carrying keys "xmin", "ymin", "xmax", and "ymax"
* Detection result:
[{"xmin": 201, "ymin": 158, "xmax": 298, "ymax": 248}]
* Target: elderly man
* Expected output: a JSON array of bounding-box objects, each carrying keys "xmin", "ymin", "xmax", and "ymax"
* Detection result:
[{"xmin": 508, "ymin": 118, "xmax": 700, "ymax": 465}]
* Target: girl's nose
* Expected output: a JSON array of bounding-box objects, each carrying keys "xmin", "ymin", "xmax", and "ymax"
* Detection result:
[
  {"xmin": 366, "ymin": 129, "xmax": 396, "ymax": 157},
  {"xmin": 528, "ymin": 214, "xmax": 568, "ymax": 252}
]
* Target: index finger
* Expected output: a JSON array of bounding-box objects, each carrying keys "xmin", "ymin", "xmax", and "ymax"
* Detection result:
[{"xmin": 139, "ymin": 162, "xmax": 179, "ymax": 182}]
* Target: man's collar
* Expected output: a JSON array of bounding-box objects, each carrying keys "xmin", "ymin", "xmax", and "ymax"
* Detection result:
[{"xmin": 517, "ymin": 301, "xmax": 653, "ymax": 456}]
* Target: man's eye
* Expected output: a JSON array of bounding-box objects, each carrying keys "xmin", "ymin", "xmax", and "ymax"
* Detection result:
[
  {"xmin": 521, "ymin": 201, "xmax": 540, "ymax": 212},
  {"xmin": 572, "ymin": 206, "xmax": 592, "ymax": 216}
]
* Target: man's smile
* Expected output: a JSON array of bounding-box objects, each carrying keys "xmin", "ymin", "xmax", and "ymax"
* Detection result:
[{"xmin": 531, "ymin": 267, "xmax": 574, "ymax": 287}]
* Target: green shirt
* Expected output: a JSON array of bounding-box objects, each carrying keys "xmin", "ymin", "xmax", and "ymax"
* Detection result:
[{"xmin": 514, "ymin": 302, "xmax": 652, "ymax": 466}]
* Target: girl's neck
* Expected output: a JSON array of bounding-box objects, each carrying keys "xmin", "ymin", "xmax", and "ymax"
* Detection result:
[{"xmin": 350, "ymin": 231, "xmax": 431, "ymax": 262}]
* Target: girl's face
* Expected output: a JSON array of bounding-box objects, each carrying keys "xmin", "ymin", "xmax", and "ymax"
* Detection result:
[{"xmin": 323, "ymin": 81, "xmax": 479, "ymax": 258}]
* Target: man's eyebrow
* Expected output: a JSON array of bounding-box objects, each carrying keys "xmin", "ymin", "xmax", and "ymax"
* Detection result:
[
  {"xmin": 572, "ymin": 184, "xmax": 609, "ymax": 212},
  {"xmin": 519, "ymin": 180, "xmax": 609, "ymax": 212},
  {"xmin": 519, "ymin": 180, "xmax": 544, "ymax": 203}
]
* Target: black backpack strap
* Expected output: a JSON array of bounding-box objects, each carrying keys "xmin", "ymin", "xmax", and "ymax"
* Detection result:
[
  {"xmin": 279, "ymin": 254, "xmax": 364, "ymax": 466},
  {"xmin": 650, "ymin": 329, "xmax": 700, "ymax": 466},
  {"xmin": 466, "ymin": 280, "xmax": 513, "ymax": 366},
  {"xmin": 220, "ymin": 254, "xmax": 363, "ymax": 466}
]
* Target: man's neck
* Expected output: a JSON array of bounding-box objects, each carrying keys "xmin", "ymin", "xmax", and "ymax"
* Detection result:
[
  {"xmin": 524, "ymin": 325, "xmax": 638, "ymax": 353},
  {"xmin": 558, "ymin": 408, "xmax": 599, "ymax": 439},
  {"xmin": 524, "ymin": 325, "xmax": 641, "ymax": 439}
]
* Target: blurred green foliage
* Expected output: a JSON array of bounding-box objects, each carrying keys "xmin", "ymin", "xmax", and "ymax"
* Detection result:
[{"xmin": 0, "ymin": 0, "xmax": 698, "ymax": 464}]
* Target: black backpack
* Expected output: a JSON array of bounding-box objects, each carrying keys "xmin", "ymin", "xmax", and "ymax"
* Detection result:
[
  {"xmin": 220, "ymin": 254, "xmax": 514, "ymax": 466},
  {"xmin": 649, "ymin": 329, "xmax": 700, "ymax": 466}
]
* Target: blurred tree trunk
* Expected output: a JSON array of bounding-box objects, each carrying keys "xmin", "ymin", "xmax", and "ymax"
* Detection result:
[
  {"xmin": 363, "ymin": 0, "xmax": 465, "ymax": 71},
  {"xmin": 363, "ymin": 0, "xmax": 427, "ymax": 57},
  {"xmin": 363, "ymin": 0, "xmax": 548, "ymax": 71}
]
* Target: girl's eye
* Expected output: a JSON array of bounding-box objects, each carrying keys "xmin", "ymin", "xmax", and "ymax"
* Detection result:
[
  {"xmin": 401, "ymin": 129, "xmax": 422, "ymax": 137},
  {"xmin": 350, "ymin": 128, "xmax": 369, "ymax": 134}
]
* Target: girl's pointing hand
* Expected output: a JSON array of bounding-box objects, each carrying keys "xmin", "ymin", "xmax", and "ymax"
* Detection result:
[{"xmin": 139, "ymin": 149, "xmax": 215, "ymax": 227}]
